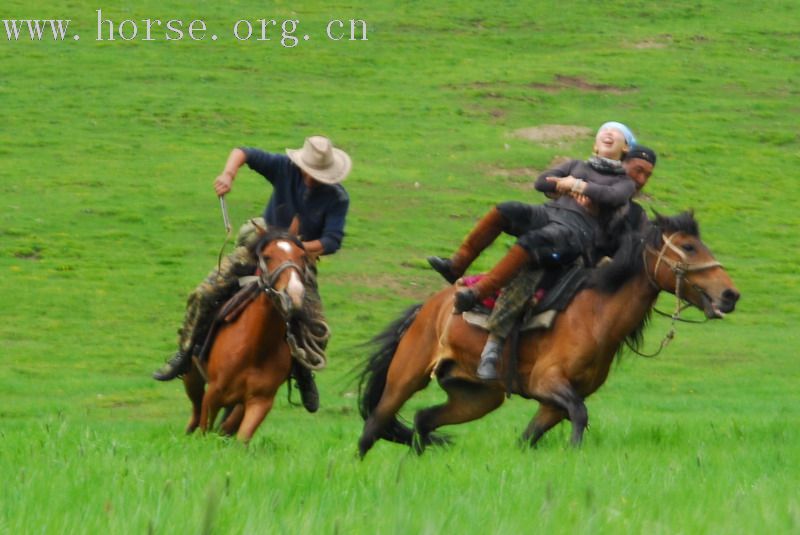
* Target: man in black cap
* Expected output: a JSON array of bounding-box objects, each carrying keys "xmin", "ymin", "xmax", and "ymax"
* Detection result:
[{"xmin": 473, "ymin": 145, "xmax": 657, "ymax": 380}]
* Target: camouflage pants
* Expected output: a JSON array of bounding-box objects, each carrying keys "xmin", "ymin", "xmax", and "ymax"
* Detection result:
[
  {"xmin": 177, "ymin": 218, "xmax": 327, "ymax": 355},
  {"xmin": 176, "ymin": 219, "xmax": 264, "ymax": 353},
  {"xmin": 485, "ymin": 267, "xmax": 545, "ymax": 339}
]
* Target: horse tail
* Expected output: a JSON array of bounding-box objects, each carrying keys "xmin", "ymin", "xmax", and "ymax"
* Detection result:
[{"xmin": 358, "ymin": 303, "xmax": 423, "ymax": 444}]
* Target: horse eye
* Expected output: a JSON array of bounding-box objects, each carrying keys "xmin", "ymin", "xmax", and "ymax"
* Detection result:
[{"xmin": 681, "ymin": 243, "xmax": 695, "ymax": 253}]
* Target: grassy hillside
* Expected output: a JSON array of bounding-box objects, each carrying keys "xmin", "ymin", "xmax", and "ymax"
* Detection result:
[{"xmin": 1, "ymin": 1, "xmax": 798, "ymax": 533}]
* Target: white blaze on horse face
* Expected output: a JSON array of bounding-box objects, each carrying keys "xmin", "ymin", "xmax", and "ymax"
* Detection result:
[
  {"xmin": 286, "ymin": 269, "xmax": 305, "ymax": 310},
  {"xmin": 276, "ymin": 240, "xmax": 294, "ymax": 254},
  {"xmin": 274, "ymin": 240, "xmax": 304, "ymax": 310}
]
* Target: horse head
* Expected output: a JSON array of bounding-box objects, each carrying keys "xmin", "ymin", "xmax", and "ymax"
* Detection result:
[
  {"xmin": 256, "ymin": 231, "xmax": 308, "ymax": 320},
  {"xmin": 646, "ymin": 212, "xmax": 740, "ymax": 319}
]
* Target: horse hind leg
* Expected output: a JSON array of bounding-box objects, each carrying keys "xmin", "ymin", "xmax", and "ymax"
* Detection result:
[
  {"xmin": 199, "ymin": 384, "xmax": 223, "ymax": 434},
  {"xmin": 413, "ymin": 378, "xmax": 505, "ymax": 455},
  {"xmin": 520, "ymin": 403, "xmax": 566, "ymax": 448},
  {"xmin": 358, "ymin": 362, "xmax": 432, "ymax": 458},
  {"xmin": 359, "ymin": 379, "xmax": 426, "ymax": 458}
]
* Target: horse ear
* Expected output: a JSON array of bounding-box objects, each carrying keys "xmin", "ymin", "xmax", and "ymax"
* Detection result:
[
  {"xmin": 651, "ymin": 209, "xmax": 663, "ymax": 227},
  {"xmin": 251, "ymin": 219, "xmax": 267, "ymax": 236}
]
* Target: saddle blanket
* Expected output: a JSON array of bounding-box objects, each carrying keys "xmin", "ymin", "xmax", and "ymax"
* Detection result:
[
  {"xmin": 460, "ymin": 263, "xmax": 588, "ymax": 333},
  {"xmin": 462, "ymin": 308, "xmax": 557, "ymax": 333}
]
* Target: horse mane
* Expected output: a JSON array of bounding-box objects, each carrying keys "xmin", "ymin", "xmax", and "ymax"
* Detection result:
[
  {"xmin": 588, "ymin": 210, "xmax": 699, "ymax": 294},
  {"xmin": 586, "ymin": 210, "xmax": 699, "ymax": 355}
]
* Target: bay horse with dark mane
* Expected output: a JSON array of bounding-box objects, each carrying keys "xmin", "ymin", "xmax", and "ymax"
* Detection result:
[
  {"xmin": 182, "ymin": 229, "xmax": 311, "ymax": 442},
  {"xmin": 358, "ymin": 212, "xmax": 740, "ymax": 457}
]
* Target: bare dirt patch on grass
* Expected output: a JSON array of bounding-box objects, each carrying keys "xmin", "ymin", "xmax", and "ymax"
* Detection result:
[
  {"xmin": 335, "ymin": 272, "xmax": 442, "ymax": 301},
  {"xmin": 529, "ymin": 74, "xmax": 637, "ymax": 94},
  {"xmin": 488, "ymin": 156, "xmax": 573, "ymax": 189},
  {"xmin": 512, "ymin": 124, "xmax": 591, "ymax": 144}
]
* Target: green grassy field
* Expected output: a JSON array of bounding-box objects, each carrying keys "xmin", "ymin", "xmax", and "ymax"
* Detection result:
[{"xmin": 1, "ymin": 0, "xmax": 799, "ymax": 533}]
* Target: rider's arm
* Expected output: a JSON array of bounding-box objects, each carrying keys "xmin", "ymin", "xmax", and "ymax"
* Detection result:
[
  {"xmin": 535, "ymin": 160, "xmax": 576, "ymax": 198},
  {"xmin": 213, "ymin": 148, "xmax": 247, "ymax": 196},
  {"xmin": 315, "ymin": 191, "xmax": 350, "ymax": 255},
  {"xmin": 581, "ymin": 176, "xmax": 636, "ymax": 207},
  {"xmin": 302, "ymin": 240, "xmax": 325, "ymax": 257}
]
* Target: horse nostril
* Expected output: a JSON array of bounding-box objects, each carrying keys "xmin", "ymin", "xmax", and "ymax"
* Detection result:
[{"xmin": 722, "ymin": 289, "xmax": 740, "ymax": 303}]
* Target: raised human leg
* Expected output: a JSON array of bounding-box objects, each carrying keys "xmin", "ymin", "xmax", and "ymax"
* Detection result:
[{"xmin": 428, "ymin": 207, "xmax": 508, "ymax": 283}]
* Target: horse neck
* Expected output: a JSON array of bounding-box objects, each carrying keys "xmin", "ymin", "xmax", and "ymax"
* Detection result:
[
  {"xmin": 593, "ymin": 269, "xmax": 660, "ymax": 350},
  {"xmin": 248, "ymin": 292, "xmax": 284, "ymax": 333}
]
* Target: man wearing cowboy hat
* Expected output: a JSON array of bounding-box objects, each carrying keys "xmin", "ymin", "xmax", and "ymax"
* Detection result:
[{"xmin": 153, "ymin": 135, "xmax": 351, "ymax": 413}]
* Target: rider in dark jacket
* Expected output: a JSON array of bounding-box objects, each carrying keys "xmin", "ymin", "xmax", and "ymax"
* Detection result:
[{"xmin": 153, "ymin": 136, "xmax": 352, "ymax": 413}]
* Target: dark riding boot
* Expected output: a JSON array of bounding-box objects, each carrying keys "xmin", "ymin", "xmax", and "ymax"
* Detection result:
[
  {"xmin": 454, "ymin": 244, "xmax": 532, "ymax": 313},
  {"xmin": 152, "ymin": 350, "xmax": 190, "ymax": 381},
  {"xmin": 291, "ymin": 360, "xmax": 320, "ymax": 413},
  {"xmin": 476, "ymin": 335, "xmax": 504, "ymax": 381},
  {"xmin": 428, "ymin": 207, "xmax": 507, "ymax": 283}
]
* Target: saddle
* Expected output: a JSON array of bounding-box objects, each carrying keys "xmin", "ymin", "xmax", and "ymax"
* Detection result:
[{"xmin": 462, "ymin": 262, "xmax": 588, "ymax": 332}]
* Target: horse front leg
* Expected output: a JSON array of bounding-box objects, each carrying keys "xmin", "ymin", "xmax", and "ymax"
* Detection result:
[
  {"xmin": 553, "ymin": 385, "xmax": 588, "ymax": 446},
  {"xmin": 520, "ymin": 403, "xmax": 566, "ymax": 448},
  {"xmin": 236, "ymin": 397, "xmax": 275, "ymax": 443},
  {"xmin": 530, "ymin": 373, "xmax": 588, "ymax": 446}
]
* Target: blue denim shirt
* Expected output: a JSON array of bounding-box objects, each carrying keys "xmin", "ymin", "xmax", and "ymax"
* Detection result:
[{"xmin": 241, "ymin": 148, "xmax": 349, "ymax": 254}]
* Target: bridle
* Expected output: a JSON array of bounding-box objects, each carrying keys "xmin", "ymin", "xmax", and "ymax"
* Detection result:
[
  {"xmin": 255, "ymin": 243, "xmax": 330, "ymax": 372},
  {"xmin": 257, "ymin": 253, "xmax": 307, "ymax": 297},
  {"xmin": 645, "ymin": 232, "xmax": 722, "ymax": 295},
  {"xmin": 627, "ymin": 231, "xmax": 722, "ymax": 358}
]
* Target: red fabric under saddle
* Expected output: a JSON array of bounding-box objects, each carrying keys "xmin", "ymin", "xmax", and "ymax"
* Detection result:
[
  {"xmin": 461, "ymin": 275, "xmax": 499, "ymax": 309},
  {"xmin": 462, "ymin": 274, "xmax": 547, "ymax": 311}
]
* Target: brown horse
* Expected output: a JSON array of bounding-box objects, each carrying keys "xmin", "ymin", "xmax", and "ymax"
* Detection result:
[
  {"xmin": 358, "ymin": 212, "xmax": 740, "ymax": 457},
  {"xmin": 182, "ymin": 230, "xmax": 310, "ymax": 442}
]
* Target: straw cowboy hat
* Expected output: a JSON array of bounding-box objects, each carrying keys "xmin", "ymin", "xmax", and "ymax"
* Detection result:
[{"xmin": 286, "ymin": 136, "xmax": 352, "ymax": 185}]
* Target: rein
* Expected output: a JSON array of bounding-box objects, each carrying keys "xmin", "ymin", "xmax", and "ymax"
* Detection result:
[{"xmin": 628, "ymin": 232, "xmax": 722, "ymax": 358}]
